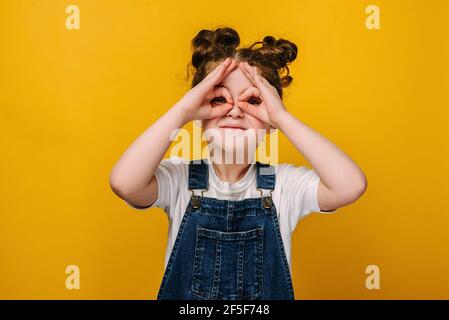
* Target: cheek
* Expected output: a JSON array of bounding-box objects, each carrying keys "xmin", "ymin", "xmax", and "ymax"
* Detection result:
[
  {"xmin": 202, "ymin": 119, "xmax": 218, "ymax": 131},
  {"xmin": 248, "ymin": 116, "xmax": 269, "ymax": 130}
]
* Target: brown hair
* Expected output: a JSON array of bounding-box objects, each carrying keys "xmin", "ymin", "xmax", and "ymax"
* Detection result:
[{"xmin": 186, "ymin": 27, "xmax": 298, "ymax": 99}]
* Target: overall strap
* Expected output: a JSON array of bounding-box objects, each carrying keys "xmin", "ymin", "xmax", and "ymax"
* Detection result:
[
  {"xmin": 256, "ymin": 161, "xmax": 276, "ymax": 190},
  {"xmin": 188, "ymin": 158, "xmax": 209, "ymax": 190},
  {"xmin": 256, "ymin": 161, "xmax": 275, "ymax": 209}
]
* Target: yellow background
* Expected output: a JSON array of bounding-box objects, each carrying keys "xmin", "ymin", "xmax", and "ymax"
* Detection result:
[{"xmin": 1, "ymin": 0, "xmax": 448, "ymax": 299}]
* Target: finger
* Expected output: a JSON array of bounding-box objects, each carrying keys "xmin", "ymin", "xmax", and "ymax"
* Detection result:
[
  {"xmin": 201, "ymin": 59, "xmax": 234, "ymax": 99},
  {"xmin": 243, "ymin": 62, "xmax": 272, "ymax": 96},
  {"xmin": 242, "ymin": 62, "xmax": 259, "ymax": 80},
  {"xmin": 237, "ymin": 86, "xmax": 260, "ymax": 101},
  {"xmin": 214, "ymin": 86, "xmax": 233, "ymax": 104},
  {"xmin": 241, "ymin": 62, "xmax": 268, "ymax": 96},
  {"xmin": 207, "ymin": 103, "xmax": 233, "ymax": 119},
  {"xmin": 208, "ymin": 58, "xmax": 237, "ymax": 86},
  {"xmin": 260, "ymin": 76, "xmax": 271, "ymax": 86},
  {"xmin": 238, "ymin": 62, "xmax": 256, "ymax": 87},
  {"xmin": 248, "ymin": 64, "xmax": 265, "ymax": 87},
  {"xmin": 238, "ymin": 101, "xmax": 262, "ymax": 120},
  {"xmin": 224, "ymin": 58, "xmax": 238, "ymax": 74},
  {"xmin": 203, "ymin": 57, "xmax": 230, "ymax": 82}
]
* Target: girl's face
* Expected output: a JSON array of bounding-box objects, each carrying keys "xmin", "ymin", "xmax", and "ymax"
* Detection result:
[{"xmin": 202, "ymin": 64, "xmax": 270, "ymax": 163}]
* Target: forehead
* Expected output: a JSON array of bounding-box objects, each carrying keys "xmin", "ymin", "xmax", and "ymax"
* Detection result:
[{"xmin": 217, "ymin": 67, "xmax": 253, "ymax": 93}]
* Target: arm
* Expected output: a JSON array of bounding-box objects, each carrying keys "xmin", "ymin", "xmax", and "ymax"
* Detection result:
[
  {"xmin": 109, "ymin": 102, "xmax": 189, "ymax": 208},
  {"xmin": 109, "ymin": 58, "xmax": 237, "ymax": 208},
  {"xmin": 237, "ymin": 61, "xmax": 367, "ymax": 211},
  {"xmin": 275, "ymin": 112, "xmax": 367, "ymax": 211}
]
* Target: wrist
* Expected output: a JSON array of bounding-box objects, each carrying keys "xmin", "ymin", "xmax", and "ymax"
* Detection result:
[
  {"xmin": 170, "ymin": 101, "xmax": 192, "ymax": 126},
  {"xmin": 271, "ymin": 109, "xmax": 291, "ymax": 129}
]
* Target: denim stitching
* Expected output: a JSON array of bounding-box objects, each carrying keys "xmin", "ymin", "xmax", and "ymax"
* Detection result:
[
  {"xmin": 157, "ymin": 205, "xmax": 192, "ymax": 299},
  {"xmin": 270, "ymin": 211, "xmax": 295, "ymax": 300},
  {"xmin": 241, "ymin": 227, "xmax": 263, "ymax": 300},
  {"xmin": 237, "ymin": 240, "xmax": 244, "ymax": 298},
  {"xmin": 190, "ymin": 226, "xmax": 201, "ymax": 296},
  {"xmin": 212, "ymin": 238, "xmax": 222, "ymax": 299},
  {"xmin": 191, "ymin": 227, "xmax": 216, "ymax": 299}
]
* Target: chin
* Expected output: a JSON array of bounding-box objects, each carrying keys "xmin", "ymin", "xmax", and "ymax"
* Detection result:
[
  {"xmin": 207, "ymin": 134, "xmax": 260, "ymax": 165},
  {"xmin": 204, "ymin": 127, "xmax": 267, "ymax": 163}
]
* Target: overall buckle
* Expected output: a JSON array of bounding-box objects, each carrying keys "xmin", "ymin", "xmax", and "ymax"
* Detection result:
[
  {"xmin": 190, "ymin": 189, "xmax": 207, "ymax": 209},
  {"xmin": 258, "ymin": 189, "xmax": 273, "ymax": 209}
]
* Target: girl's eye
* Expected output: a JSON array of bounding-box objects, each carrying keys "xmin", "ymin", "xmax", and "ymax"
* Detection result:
[
  {"xmin": 211, "ymin": 96, "xmax": 227, "ymax": 104},
  {"xmin": 247, "ymin": 97, "xmax": 261, "ymax": 105}
]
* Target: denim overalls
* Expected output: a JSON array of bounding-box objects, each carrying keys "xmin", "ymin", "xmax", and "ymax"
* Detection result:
[{"xmin": 157, "ymin": 158, "xmax": 295, "ymax": 300}]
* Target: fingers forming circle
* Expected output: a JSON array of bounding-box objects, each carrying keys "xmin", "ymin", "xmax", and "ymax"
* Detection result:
[
  {"xmin": 213, "ymin": 86, "xmax": 233, "ymax": 104},
  {"xmin": 238, "ymin": 86, "xmax": 260, "ymax": 101}
]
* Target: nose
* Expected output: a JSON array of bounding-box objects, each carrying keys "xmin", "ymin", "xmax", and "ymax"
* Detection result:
[{"xmin": 226, "ymin": 99, "xmax": 244, "ymax": 118}]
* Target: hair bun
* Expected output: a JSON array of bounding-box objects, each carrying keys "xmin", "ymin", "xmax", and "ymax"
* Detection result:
[
  {"xmin": 262, "ymin": 36, "xmax": 277, "ymax": 47},
  {"xmin": 262, "ymin": 36, "xmax": 298, "ymax": 69},
  {"xmin": 192, "ymin": 29, "xmax": 213, "ymax": 50},
  {"xmin": 191, "ymin": 28, "xmax": 239, "ymax": 68},
  {"xmin": 214, "ymin": 28, "xmax": 239, "ymax": 48},
  {"xmin": 276, "ymin": 38, "xmax": 298, "ymax": 66}
]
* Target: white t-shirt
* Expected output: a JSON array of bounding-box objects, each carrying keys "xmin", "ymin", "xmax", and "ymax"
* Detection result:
[{"xmin": 127, "ymin": 156, "xmax": 337, "ymax": 273}]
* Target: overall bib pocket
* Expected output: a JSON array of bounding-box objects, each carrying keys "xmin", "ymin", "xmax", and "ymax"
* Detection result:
[{"xmin": 190, "ymin": 226, "xmax": 264, "ymax": 300}]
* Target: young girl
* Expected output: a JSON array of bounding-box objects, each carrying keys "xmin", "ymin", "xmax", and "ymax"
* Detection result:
[{"xmin": 110, "ymin": 27, "xmax": 367, "ymax": 300}]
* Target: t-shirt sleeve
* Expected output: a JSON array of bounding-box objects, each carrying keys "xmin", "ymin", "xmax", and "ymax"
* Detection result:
[
  {"xmin": 278, "ymin": 163, "xmax": 337, "ymax": 230},
  {"xmin": 125, "ymin": 156, "xmax": 186, "ymax": 216}
]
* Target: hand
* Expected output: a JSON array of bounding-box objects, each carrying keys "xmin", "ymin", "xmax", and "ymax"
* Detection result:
[
  {"xmin": 179, "ymin": 58, "xmax": 238, "ymax": 123},
  {"xmin": 237, "ymin": 61, "xmax": 289, "ymax": 129}
]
